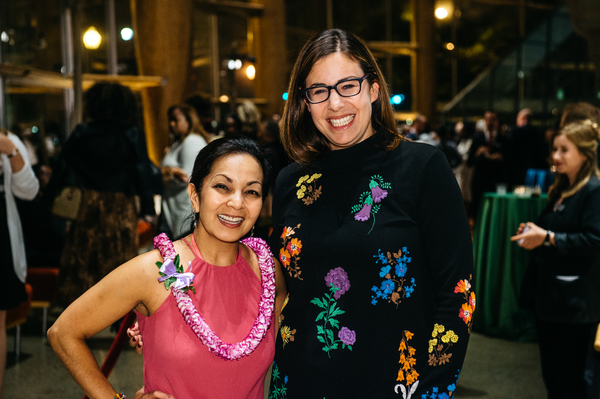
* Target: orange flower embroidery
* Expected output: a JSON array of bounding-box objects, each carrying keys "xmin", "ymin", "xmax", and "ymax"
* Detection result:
[
  {"xmin": 459, "ymin": 303, "xmax": 473, "ymax": 324},
  {"xmin": 279, "ymin": 248, "xmax": 291, "ymax": 267},
  {"xmin": 280, "ymin": 224, "xmax": 303, "ymax": 280},
  {"xmin": 454, "ymin": 279, "xmax": 470, "ymax": 294},
  {"xmin": 287, "ymin": 238, "xmax": 302, "ymax": 256}
]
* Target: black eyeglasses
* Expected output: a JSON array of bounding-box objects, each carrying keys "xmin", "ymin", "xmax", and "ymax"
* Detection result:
[{"xmin": 301, "ymin": 74, "xmax": 370, "ymax": 104}]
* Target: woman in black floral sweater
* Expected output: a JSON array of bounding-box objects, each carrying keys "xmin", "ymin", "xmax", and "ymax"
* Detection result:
[{"xmin": 268, "ymin": 29, "xmax": 474, "ymax": 398}]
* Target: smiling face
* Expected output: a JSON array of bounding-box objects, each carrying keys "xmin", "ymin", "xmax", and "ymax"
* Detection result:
[
  {"xmin": 304, "ymin": 53, "xmax": 379, "ymax": 150},
  {"xmin": 188, "ymin": 153, "xmax": 264, "ymax": 244},
  {"xmin": 552, "ymin": 134, "xmax": 586, "ymax": 185}
]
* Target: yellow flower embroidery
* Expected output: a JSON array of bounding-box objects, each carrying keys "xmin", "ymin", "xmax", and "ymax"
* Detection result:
[
  {"xmin": 296, "ymin": 174, "xmax": 322, "ymax": 205},
  {"xmin": 280, "ymin": 325, "xmax": 296, "ymax": 348},
  {"xmin": 428, "ymin": 324, "xmax": 459, "ymax": 366}
]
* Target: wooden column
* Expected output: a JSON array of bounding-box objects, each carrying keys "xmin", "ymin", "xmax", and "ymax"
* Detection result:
[
  {"xmin": 411, "ymin": 0, "xmax": 436, "ymax": 121},
  {"xmin": 252, "ymin": 0, "xmax": 288, "ymax": 118},
  {"xmin": 130, "ymin": 0, "xmax": 193, "ymax": 164}
]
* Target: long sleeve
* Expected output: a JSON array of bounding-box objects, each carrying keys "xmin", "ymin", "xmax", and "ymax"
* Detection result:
[
  {"xmin": 415, "ymin": 149, "xmax": 474, "ymax": 392},
  {"xmin": 8, "ymin": 134, "xmax": 39, "ymax": 200}
]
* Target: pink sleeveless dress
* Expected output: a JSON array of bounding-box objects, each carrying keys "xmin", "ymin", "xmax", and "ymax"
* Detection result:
[{"xmin": 136, "ymin": 235, "xmax": 275, "ymax": 398}]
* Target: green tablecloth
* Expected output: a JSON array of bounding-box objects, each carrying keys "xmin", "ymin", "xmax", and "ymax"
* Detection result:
[{"xmin": 472, "ymin": 192, "xmax": 548, "ymax": 341}]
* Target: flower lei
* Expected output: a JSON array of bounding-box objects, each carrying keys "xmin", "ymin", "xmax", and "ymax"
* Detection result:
[{"xmin": 153, "ymin": 233, "xmax": 276, "ymax": 361}]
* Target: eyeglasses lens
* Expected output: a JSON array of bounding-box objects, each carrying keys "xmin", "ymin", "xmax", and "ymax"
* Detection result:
[{"xmin": 306, "ymin": 77, "xmax": 363, "ymax": 103}]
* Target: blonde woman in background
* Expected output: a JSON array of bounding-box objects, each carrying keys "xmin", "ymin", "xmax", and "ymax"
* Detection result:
[{"xmin": 512, "ymin": 120, "xmax": 600, "ymax": 398}]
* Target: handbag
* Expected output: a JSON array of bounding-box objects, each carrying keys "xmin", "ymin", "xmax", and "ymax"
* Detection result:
[
  {"xmin": 51, "ymin": 187, "xmax": 82, "ymax": 220},
  {"xmin": 595, "ymin": 324, "xmax": 600, "ymax": 352}
]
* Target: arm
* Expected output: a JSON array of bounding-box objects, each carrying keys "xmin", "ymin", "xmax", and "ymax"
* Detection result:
[
  {"xmin": 2, "ymin": 134, "xmax": 39, "ymax": 200},
  {"xmin": 48, "ymin": 250, "xmax": 171, "ymax": 399},
  {"xmin": 511, "ymin": 186, "xmax": 600, "ymax": 254},
  {"xmin": 273, "ymin": 258, "xmax": 288, "ymax": 334},
  {"xmin": 416, "ymin": 149, "xmax": 474, "ymax": 389}
]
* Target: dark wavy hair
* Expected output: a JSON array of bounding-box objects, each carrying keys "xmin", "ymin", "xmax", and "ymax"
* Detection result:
[
  {"xmin": 281, "ymin": 29, "xmax": 403, "ymax": 164},
  {"xmin": 84, "ymin": 82, "xmax": 137, "ymax": 125},
  {"xmin": 189, "ymin": 137, "xmax": 272, "ymax": 200}
]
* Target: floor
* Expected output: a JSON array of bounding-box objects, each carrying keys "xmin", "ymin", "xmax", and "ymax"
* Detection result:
[{"xmin": 4, "ymin": 307, "xmax": 547, "ymax": 399}]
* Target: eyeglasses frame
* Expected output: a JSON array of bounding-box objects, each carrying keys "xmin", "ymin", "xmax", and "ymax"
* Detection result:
[{"xmin": 300, "ymin": 74, "xmax": 371, "ymax": 104}]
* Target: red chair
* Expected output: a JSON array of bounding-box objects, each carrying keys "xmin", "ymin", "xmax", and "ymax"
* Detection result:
[{"xmin": 6, "ymin": 283, "xmax": 33, "ymax": 357}]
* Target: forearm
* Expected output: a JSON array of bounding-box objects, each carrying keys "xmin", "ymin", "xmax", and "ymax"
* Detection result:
[{"xmin": 48, "ymin": 327, "xmax": 117, "ymax": 399}]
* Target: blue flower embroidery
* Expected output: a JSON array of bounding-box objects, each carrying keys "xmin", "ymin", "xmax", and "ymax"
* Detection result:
[{"xmin": 371, "ymin": 248, "xmax": 416, "ymax": 307}]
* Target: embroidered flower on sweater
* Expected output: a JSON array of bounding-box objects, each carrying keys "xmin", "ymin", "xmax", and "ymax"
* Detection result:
[
  {"xmin": 371, "ymin": 247, "xmax": 416, "ymax": 307},
  {"xmin": 269, "ymin": 362, "xmax": 288, "ymax": 399},
  {"xmin": 296, "ymin": 173, "xmax": 322, "ymax": 205},
  {"xmin": 351, "ymin": 175, "xmax": 391, "ymax": 234},
  {"xmin": 311, "ymin": 268, "xmax": 354, "ymax": 356},
  {"xmin": 395, "ymin": 330, "xmax": 420, "ymax": 398},
  {"xmin": 280, "ymin": 224, "xmax": 303, "ymax": 280},
  {"xmin": 428, "ymin": 323, "xmax": 458, "ymax": 366},
  {"xmin": 420, "ymin": 370, "xmax": 461, "ymax": 399},
  {"xmin": 454, "ymin": 274, "xmax": 475, "ymax": 333}
]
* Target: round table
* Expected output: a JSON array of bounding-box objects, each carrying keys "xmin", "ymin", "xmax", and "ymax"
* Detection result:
[{"xmin": 472, "ymin": 192, "xmax": 548, "ymax": 341}]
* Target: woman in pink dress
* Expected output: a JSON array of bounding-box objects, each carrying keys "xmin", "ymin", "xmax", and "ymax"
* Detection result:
[{"xmin": 48, "ymin": 137, "xmax": 287, "ymax": 399}]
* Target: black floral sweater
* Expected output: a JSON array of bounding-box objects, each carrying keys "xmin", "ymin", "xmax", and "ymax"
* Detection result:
[{"xmin": 268, "ymin": 130, "xmax": 474, "ymax": 399}]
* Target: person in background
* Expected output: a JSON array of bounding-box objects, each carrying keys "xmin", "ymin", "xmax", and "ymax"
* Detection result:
[
  {"xmin": 237, "ymin": 100, "xmax": 262, "ymax": 141},
  {"xmin": 48, "ymin": 83, "xmax": 156, "ymax": 306},
  {"xmin": 268, "ymin": 28, "xmax": 474, "ymax": 398},
  {"xmin": 468, "ymin": 109, "xmax": 510, "ymax": 217},
  {"xmin": 508, "ymin": 108, "xmax": 548, "ymax": 187},
  {"xmin": 453, "ymin": 120, "xmax": 476, "ymax": 218},
  {"xmin": 511, "ymin": 120, "xmax": 600, "ymax": 398},
  {"xmin": 560, "ymin": 102, "xmax": 600, "ymax": 168},
  {"xmin": 49, "ymin": 137, "xmax": 287, "ymax": 399},
  {"xmin": 159, "ymin": 103, "xmax": 208, "ymax": 239},
  {"xmin": 0, "ymin": 127, "xmax": 39, "ymax": 397},
  {"xmin": 185, "ymin": 94, "xmax": 221, "ymax": 142}
]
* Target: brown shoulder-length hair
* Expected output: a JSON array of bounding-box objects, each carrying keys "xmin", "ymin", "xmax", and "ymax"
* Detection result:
[
  {"xmin": 548, "ymin": 119, "xmax": 600, "ymax": 203},
  {"xmin": 280, "ymin": 29, "xmax": 403, "ymax": 164},
  {"xmin": 167, "ymin": 103, "xmax": 209, "ymax": 143}
]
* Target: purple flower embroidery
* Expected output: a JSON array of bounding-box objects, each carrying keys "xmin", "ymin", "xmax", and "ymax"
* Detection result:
[
  {"xmin": 354, "ymin": 203, "xmax": 372, "ymax": 221},
  {"xmin": 325, "ymin": 267, "xmax": 351, "ymax": 300},
  {"xmin": 354, "ymin": 195, "xmax": 374, "ymax": 221},
  {"xmin": 370, "ymin": 180, "xmax": 388, "ymax": 203},
  {"xmin": 338, "ymin": 327, "xmax": 356, "ymax": 345}
]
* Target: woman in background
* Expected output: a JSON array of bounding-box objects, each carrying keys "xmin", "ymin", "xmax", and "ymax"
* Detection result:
[
  {"xmin": 0, "ymin": 128, "xmax": 39, "ymax": 398},
  {"xmin": 50, "ymin": 83, "xmax": 156, "ymax": 306},
  {"xmin": 160, "ymin": 103, "xmax": 208, "ymax": 239},
  {"xmin": 511, "ymin": 120, "xmax": 600, "ymax": 398}
]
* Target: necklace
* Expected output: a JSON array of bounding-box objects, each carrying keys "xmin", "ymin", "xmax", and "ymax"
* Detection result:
[{"xmin": 153, "ymin": 233, "xmax": 276, "ymax": 361}]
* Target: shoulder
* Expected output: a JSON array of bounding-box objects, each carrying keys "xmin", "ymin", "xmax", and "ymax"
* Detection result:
[
  {"xmin": 584, "ymin": 176, "xmax": 600, "ymax": 195},
  {"xmin": 7, "ymin": 132, "xmax": 27, "ymax": 150},
  {"xmin": 184, "ymin": 133, "xmax": 208, "ymax": 147},
  {"xmin": 387, "ymin": 139, "xmax": 443, "ymax": 168}
]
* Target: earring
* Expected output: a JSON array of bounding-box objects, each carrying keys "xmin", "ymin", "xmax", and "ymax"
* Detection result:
[
  {"xmin": 250, "ymin": 226, "xmax": 255, "ymax": 237},
  {"xmin": 193, "ymin": 212, "xmax": 198, "ymax": 228}
]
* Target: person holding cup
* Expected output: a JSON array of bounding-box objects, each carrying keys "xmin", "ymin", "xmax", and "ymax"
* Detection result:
[{"xmin": 511, "ymin": 120, "xmax": 600, "ymax": 398}]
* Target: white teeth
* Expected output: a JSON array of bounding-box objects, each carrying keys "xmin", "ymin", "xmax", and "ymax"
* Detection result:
[
  {"xmin": 329, "ymin": 115, "xmax": 354, "ymax": 127},
  {"xmin": 218, "ymin": 215, "xmax": 243, "ymax": 224}
]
